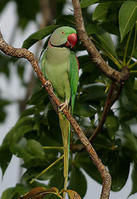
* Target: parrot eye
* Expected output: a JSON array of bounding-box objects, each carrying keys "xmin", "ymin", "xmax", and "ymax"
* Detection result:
[{"xmin": 62, "ymin": 32, "xmax": 64, "ymax": 34}]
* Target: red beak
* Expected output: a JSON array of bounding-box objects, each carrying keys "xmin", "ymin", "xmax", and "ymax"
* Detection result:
[{"xmin": 65, "ymin": 33, "xmax": 77, "ymax": 48}]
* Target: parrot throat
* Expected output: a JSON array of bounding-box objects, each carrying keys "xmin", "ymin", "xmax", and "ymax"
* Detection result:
[{"xmin": 49, "ymin": 41, "xmax": 70, "ymax": 48}]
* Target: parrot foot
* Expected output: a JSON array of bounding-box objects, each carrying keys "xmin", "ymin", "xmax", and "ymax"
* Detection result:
[{"xmin": 59, "ymin": 100, "xmax": 68, "ymax": 112}]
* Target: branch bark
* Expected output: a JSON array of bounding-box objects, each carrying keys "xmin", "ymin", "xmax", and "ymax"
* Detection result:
[
  {"xmin": 72, "ymin": 0, "xmax": 129, "ymax": 83},
  {"xmin": 0, "ymin": 31, "xmax": 111, "ymax": 199}
]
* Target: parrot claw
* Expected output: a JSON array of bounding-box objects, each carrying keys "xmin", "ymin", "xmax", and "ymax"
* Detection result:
[{"xmin": 59, "ymin": 100, "xmax": 68, "ymax": 112}]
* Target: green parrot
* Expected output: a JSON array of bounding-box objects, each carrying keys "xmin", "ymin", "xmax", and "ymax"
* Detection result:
[{"xmin": 41, "ymin": 26, "xmax": 79, "ymax": 191}]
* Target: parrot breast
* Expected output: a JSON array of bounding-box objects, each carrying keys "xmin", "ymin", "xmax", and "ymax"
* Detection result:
[{"xmin": 43, "ymin": 46, "xmax": 71, "ymax": 102}]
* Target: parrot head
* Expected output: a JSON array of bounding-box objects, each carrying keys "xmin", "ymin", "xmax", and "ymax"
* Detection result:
[{"xmin": 49, "ymin": 26, "xmax": 77, "ymax": 48}]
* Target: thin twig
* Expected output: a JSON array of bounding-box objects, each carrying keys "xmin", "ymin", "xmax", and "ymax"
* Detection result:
[{"xmin": 0, "ymin": 31, "xmax": 111, "ymax": 199}]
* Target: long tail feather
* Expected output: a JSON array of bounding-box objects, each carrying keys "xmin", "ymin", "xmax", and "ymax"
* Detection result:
[{"xmin": 59, "ymin": 112, "xmax": 70, "ymax": 192}]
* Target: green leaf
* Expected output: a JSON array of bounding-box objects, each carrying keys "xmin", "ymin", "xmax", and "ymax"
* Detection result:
[
  {"xmin": 0, "ymin": 116, "xmax": 36, "ymax": 164},
  {"xmin": 81, "ymin": 84, "xmax": 106, "ymax": 102},
  {"xmin": 26, "ymin": 139, "xmax": 45, "ymax": 159},
  {"xmin": 69, "ymin": 166, "xmax": 87, "ymax": 198},
  {"xmin": 97, "ymin": 31, "xmax": 117, "ymax": 58},
  {"xmin": 56, "ymin": 15, "xmax": 75, "ymax": 26},
  {"xmin": 20, "ymin": 107, "xmax": 36, "ymax": 118},
  {"xmin": 1, "ymin": 187, "xmax": 16, "ymax": 199},
  {"xmin": 15, "ymin": 0, "xmax": 40, "ymax": 29},
  {"xmin": 74, "ymin": 102, "xmax": 96, "ymax": 117},
  {"xmin": 0, "ymin": 109, "xmax": 6, "ymax": 123},
  {"xmin": 22, "ymin": 25, "xmax": 59, "ymax": 49},
  {"xmin": 17, "ymin": 64, "xmax": 25, "ymax": 81},
  {"xmin": 119, "ymin": 1, "xmax": 137, "ymax": 41},
  {"xmin": 105, "ymin": 114, "xmax": 119, "ymax": 140},
  {"xmin": 87, "ymin": 24, "xmax": 117, "ymax": 58},
  {"xmin": 28, "ymin": 88, "xmax": 48, "ymax": 105},
  {"xmin": 75, "ymin": 151, "xmax": 102, "ymax": 184},
  {"xmin": 92, "ymin": 3, "xmax": 111, "ymax": 21},
  {"xmin": 108, "ymin": 151, "xmax": 130, "ymax": 191},
  {"xmin": 0, "ymin": 0, "xmax": 9, "ymax": 13},
  {"xmin": 80, "ymin": 0, "xmax": 98, "ymax": 8},
  {"xmin": 0, "ymin": 144, "xmax": 12, "ymax": 175},
  {"xmin": 122, "ymin": 125, "xmax": 137, "ymax": 162},
  {"xmin": 0, "ymin": 99, "xmax": 10, "ymax": 106},
  {"xmin": 49, "ymin": 168, "xmax": 64, "ymax": 190},
  {"xmin": 0, "ymin": 99, "xmax": 10, "ymax": 123},
  {"xmin": 9, "ymin": 117, "xmax": 35, "ymax": 145},
  {"xmin": 129, "ymin": 163, "xmax": 137, "ymax": 196},
  {"xmin": 1, "ymin": 184, "xmax": 28, "ymax": 199}
]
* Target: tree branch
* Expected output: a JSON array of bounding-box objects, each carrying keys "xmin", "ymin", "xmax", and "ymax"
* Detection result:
[
  {"xmin": 72, "ymin": 0, "xmax": 129, "ymax": 83},
  {"xmin": 0, "ymin": 31, "xmax": 111, "ymax": 199}
]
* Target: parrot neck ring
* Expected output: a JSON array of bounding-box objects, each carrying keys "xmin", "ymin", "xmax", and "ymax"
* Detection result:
[{"xmin": 50, "ymin": 33, "xmax": 77, "ymax": 49}]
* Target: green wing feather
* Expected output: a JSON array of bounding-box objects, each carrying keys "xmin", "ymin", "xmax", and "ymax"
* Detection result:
[{"xmin": 69, "ymin": 51, "xmax": 79, "ymax": 113}]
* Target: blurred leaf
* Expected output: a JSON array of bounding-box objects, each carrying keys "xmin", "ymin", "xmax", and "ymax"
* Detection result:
[
  {"xmin": 81, "ymin": 84, "xmax": 106, "ymax": 102},
  {"xmin": 28, "ymin": 88, "xmax": 48, "ymax": 106},
  {"xmin": 0, "ymin": 144, "xmax": 12, "ymax": 175},
  {"xmin": 49, "ymin": 168, "xmax": 64, "ymax": 190},
  {"xmin": 1, "ymin": 187, "xmax": 16, "ymax": 199},
  {"xmin": 101, "ymin": 22, "xmax": 119, "ymax": 35},
  {"xmin": 87, "ymin": 24, "xmax": 117, "ymax": 58},
  {"xmin": 26, "ymin": 139, "xmax": 45, "ymax": 159},
  {"xmin": 69, "ymin": 166, "xmax": 87, "ymax": 197},
  {"xmin": 17, "ymin": 64, "xmax": 25, "ymax": 81},
  {"xmin": 80, "ymin": 0, "xmax": 98, "ymax": 8},
  {"xmin": 22, "ymin": 25, "xmax": 59, "ymax": 49},
  {"xmin": 92, "ymin": 3, "xmax": 111, "ymax": 21},
  {"xmin": 129, "ymin": 163, "xmax": 137, "ymax": 196},
  {"xmin": 75, "ymin": 151, "xmax": 102, "ymax": 184},
  {"xmin": 122, "ymin": 125, "xmax": 137, "ymax": 158},
  {"xmin": 108, "ymin": 151, "xmax": 130, "ymax": 191},
  {"xmin": 0, "ymin": 99, "xmax": 10, "ymax": 123},
  {"xmin": 0, "ymin": 54, "xmax": 10, "ymax": 77},
  {"xmin": 15, "ymin": 0, "xmax": 40, "ymax": 29},
  {"xmin": 105, "ymin": 114, "xmax": 119, "ymax": 140},
  {"xmin": 9, "ymin": 117, "xmax": 35, "ymax": 144},
  {"xmin": 74, "ymin": 101, "xmax": 96, "ymax": 117},
  {"xmin": 20, "ymin": 107, "xmax": 36, "ymax": 118},
  {"xmin": 56, "ymin": 15, "xmax": 75, "ymax": 26},
  {"xmin": 0, "ymin": 99, "xmax": 10, "ymax": 106},
  {"xmin": 94, "ymin": 134, "xmax": 117, "ymax": 151},
  {"xmin": 96, "ymin": 31, "xmax": 117, "ymax": 58},
  {"xmin": 1, "ymin": 184, "xmax": 27, "ymax": 199},
  {"xmin": 119, "ymin": 1, "xmax": 137, "ymax": 41},
  {"xmin": 0, "ymin": 54, "xmax": 17, "ymax": 77},
  {"xmin": 0, "ymin": 0, "xmax": 9, "ymax": 13},
  {"xmin": 0, "ymin": 109, "xmax": 6, "ymax": 123}
]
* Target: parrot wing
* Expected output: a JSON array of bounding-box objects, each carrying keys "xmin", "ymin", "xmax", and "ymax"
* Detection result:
[{"xmin": 69, "ymin": 51, "xmax": 79, "ymax": 113}]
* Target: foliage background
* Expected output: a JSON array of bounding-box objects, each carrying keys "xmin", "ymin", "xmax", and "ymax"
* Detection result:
[{"xmin": 0, "ymin": 0, "xmax": 137, "ymax": 198}]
